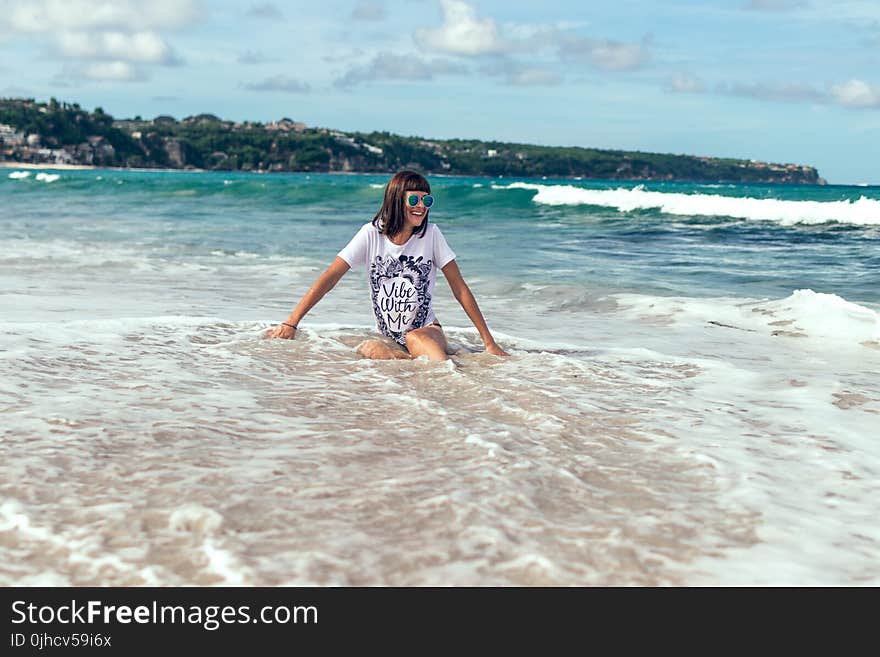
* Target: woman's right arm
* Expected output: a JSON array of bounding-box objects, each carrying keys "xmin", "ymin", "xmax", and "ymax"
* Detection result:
[{"xmin": 264, "ymin": 256, "xmax": 351, "ymax": 339}]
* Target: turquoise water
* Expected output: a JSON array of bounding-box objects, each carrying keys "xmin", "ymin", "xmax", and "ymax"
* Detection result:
[
  {"xmin": 3, "ymin": 170, "xmax": 878, "ymax": 304},
  {"xmin": 2, "ymin": 168, "xmax": 879, "ymax": 585}
]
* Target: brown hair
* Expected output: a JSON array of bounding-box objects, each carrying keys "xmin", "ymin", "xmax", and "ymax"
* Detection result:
[{"xmin": 372, "ymin": 170, "xmax": 431, "ymax": 240}]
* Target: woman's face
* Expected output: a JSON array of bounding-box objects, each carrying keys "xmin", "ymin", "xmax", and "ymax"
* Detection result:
[{"xmin": 402, "ymin": 190, "xmax": 430, "ymax": 232}]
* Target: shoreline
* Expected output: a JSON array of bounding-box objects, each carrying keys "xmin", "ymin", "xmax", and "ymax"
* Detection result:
[
  {"xmin": 0, "ymin": 97, "xmax": 828, "ymax": 186},
  {"xmin": 0, "ymin": 160, "xmax": 864, "ymax": 187},
  {"xmin": 0, "ymin": 161, "xmax": 96, "ymax": 170}
]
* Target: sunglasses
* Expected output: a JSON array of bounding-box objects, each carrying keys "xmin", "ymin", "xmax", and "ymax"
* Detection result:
[{"xmin": 406, "ymin": 193, "xmax": 434, "ymax": 208}]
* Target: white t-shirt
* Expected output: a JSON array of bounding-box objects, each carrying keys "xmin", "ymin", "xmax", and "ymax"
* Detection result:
[{"xmin": 338, "ymin": 222, "xmax": 456, "ymax": 345}]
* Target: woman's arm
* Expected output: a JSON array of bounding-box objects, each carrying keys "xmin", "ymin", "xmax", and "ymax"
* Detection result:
[
  {"xmin": 265, "ymin": 256, "xmax": 351, "ymax": 339},
  {"xmin": 441, "ymin": 260, "xmax": 509, "ymax": 356}
]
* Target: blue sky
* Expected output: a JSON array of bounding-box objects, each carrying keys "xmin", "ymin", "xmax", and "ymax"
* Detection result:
[{"xmin": 1, "ymin": 0, "xmax": 879, "ymax": 183}]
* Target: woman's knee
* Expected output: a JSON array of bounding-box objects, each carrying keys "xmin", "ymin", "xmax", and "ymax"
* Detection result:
[
  {"xmin": 405, "ymin": 327, "xmax": 448, "ymax": 360},
  {"xmin": 405, "ymin": 327, "xmax": 434, "ymax": 349},
  {"xmin": 357, "ymin": 339, "xmax": 409, "ymax": 360},
  {"xmin": 404, "ymin": 330, "xmax": 425, "ymax": 349}
]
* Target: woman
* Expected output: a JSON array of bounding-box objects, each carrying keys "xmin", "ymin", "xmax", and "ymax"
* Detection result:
[{"xmin": 265, "ymin": 170, "xmax": 508, "ymax": 361}]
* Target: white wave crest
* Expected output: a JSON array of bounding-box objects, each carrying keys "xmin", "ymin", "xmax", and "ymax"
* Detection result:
[
  {"xmin": 8, "ymin": 171, "xmax": 31, "ymax": 179},
  {"xmin": 493, "ymin": 182, "xmax": 880, "ymax": 226},
  {"xmin": 617, "ymin": 289, "xmax": 879, "ymax": 346},
  {"xmin": 35, "ymin": 172, "xmax": 60, "ymax": 183},
  {"xmin": 767, "ymin": 290, "xmax": 879, "ymax": 341}
]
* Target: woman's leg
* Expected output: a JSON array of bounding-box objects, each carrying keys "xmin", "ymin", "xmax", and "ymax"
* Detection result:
[
  {"xmin": 404, "ymin": 324, "xmax": 449, "ymax": 361},
  {"xmin": 356, "ymin": 339, "xmax": 411, "ymax": 360}
]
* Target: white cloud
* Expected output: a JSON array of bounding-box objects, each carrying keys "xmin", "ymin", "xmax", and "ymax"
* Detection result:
[
  {"xmin": 667, "ymin": 74, "xmax": 880, "ymax": 111},
  {"xmin": 58, "ymin": 60, "xmax": 146, "ymax": 82},
  {"xmin": 4, "ymin": 0, "xmax": 203, "ymax": 32},
  {"xmin": 0, "ymin": 0, "xmax": 202, "ymax": 83},
  {"xmin": 243, "ymin": 75, "xmax": 311, "ymax": 93},
  {"xmin": 408, "ymin": 2, "xmax": 648, "ymax": 84},
  {"xmin": 830, "ymin": 78, "xmax": 880, "ymax": 108},
  {"xmin": 416, "ymin": 0, "xmax": 504, "ymax": 56},
  {"xmin": 559, "ymin": 36, "xmax": 651, "ymax": 71},
  {"xmin": 335, "ymin": 51, "xmax": 467, "ymax": 88},
  {"xmin": 589, "ymin": 40, "xmax": 649, "ymax": 71},
  {"xmin": 722, "ymin": 80, "xmax": 825, "ymax": 102},
  {"xmin": 741, "ymin": 0, "xmax": 880, "ymax": 30},
  {"xmin": 83, "ymin": 60, "xmax": 142, "ymax": 81},
  {"xmin": 505, "ymin": 67, "xmax": 562, "ymax": 86},
  {"xmin": 479, "ymin": 58, "xmax": 561, "ymax": 86},
  {"xmin": 56, "ymin": 30, "xmax": 178, "ymax": 64}
]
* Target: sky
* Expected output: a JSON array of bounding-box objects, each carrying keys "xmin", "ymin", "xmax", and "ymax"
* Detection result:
[{"xmin": 1, "ymin": 0, "xmax": 879, "ymax": 183}]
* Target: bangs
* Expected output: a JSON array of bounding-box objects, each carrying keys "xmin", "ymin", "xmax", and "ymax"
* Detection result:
[
  {"xmin": 404, "ymin": 175, "xmax": 430, "ymax": 193},
  {"xmin": 385, "ymin": 171, "xmax": 430, "ymax": 198}
]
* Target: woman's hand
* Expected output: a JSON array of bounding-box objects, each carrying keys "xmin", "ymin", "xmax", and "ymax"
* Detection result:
[
  {"xmin": 264, "ymin": 323, "xmax": 297, "ymax": 340},
  {"xmin": 485, "ymin": 341, "xmax": 509, "ymax": 357}
]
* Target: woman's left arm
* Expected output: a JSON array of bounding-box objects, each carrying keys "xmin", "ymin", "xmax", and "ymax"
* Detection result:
[{"xmin": 441, "ymin": 260, "xmax": 509, "ymax": 356}]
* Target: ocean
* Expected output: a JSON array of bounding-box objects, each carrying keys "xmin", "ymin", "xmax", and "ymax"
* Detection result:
[{"xmin": 1, "ymin": 169, "xmax": 878, "ymax": 585}]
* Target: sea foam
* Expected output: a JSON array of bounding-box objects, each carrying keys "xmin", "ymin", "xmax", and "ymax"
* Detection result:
[
  {"xmin": 494, "ymin": 182, "xmax": 880, "ymax": 226},
  {"xmin": 616, "ymin": 288, "xmax": 880, "ymax": 346}
]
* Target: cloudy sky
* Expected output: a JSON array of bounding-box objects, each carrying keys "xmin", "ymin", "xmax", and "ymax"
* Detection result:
[{"xmin": 1, "ymin": 0, "xmax": 879, "ymax": 183}]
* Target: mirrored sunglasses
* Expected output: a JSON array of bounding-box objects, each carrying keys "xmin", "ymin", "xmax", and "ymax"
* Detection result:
[{"xmin": 406, "ymin": 194, "xmax": 434, "ymax": 208}]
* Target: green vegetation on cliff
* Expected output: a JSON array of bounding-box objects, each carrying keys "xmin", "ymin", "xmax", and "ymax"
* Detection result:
[{"xmin": 0, "ymin": 97, "xmax": 823, "ymax": 184}]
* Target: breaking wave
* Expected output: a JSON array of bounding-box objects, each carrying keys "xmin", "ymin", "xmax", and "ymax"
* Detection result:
[{"xmin": 494, "ymin": 182, "xmax": 880, "ymax": 226}]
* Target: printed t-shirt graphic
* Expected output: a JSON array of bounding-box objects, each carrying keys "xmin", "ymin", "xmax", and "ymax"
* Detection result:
[{"xmin": 338, "ymin": 223, "xmax": 456, "ymax": 345}]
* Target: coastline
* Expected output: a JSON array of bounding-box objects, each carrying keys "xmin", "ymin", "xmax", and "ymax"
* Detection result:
[
  {"xmin": 1, "ymin": 97, "xmax": 826, "ymax": 185},
  {"xmin": 0, "ymin": 161, "xmax": 96, "ymax": 170},
  {"xmin": 0, "ymin": 161, "xmax": 863, "ymax": 186}
]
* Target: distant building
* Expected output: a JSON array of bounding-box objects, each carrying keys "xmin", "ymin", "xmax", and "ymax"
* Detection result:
[
  {"xmin": 0, "ymin": 123, "xmax": 24, "ymax": 146},
  {"xmin": 266, "ymin": 118, "xmax": 307, "ymax": 133}
]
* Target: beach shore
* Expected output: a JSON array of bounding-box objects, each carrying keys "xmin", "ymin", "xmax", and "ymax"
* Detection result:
[{"xmin": 0, "ymin": 161, "xmax": 96, "ymax": 170}]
